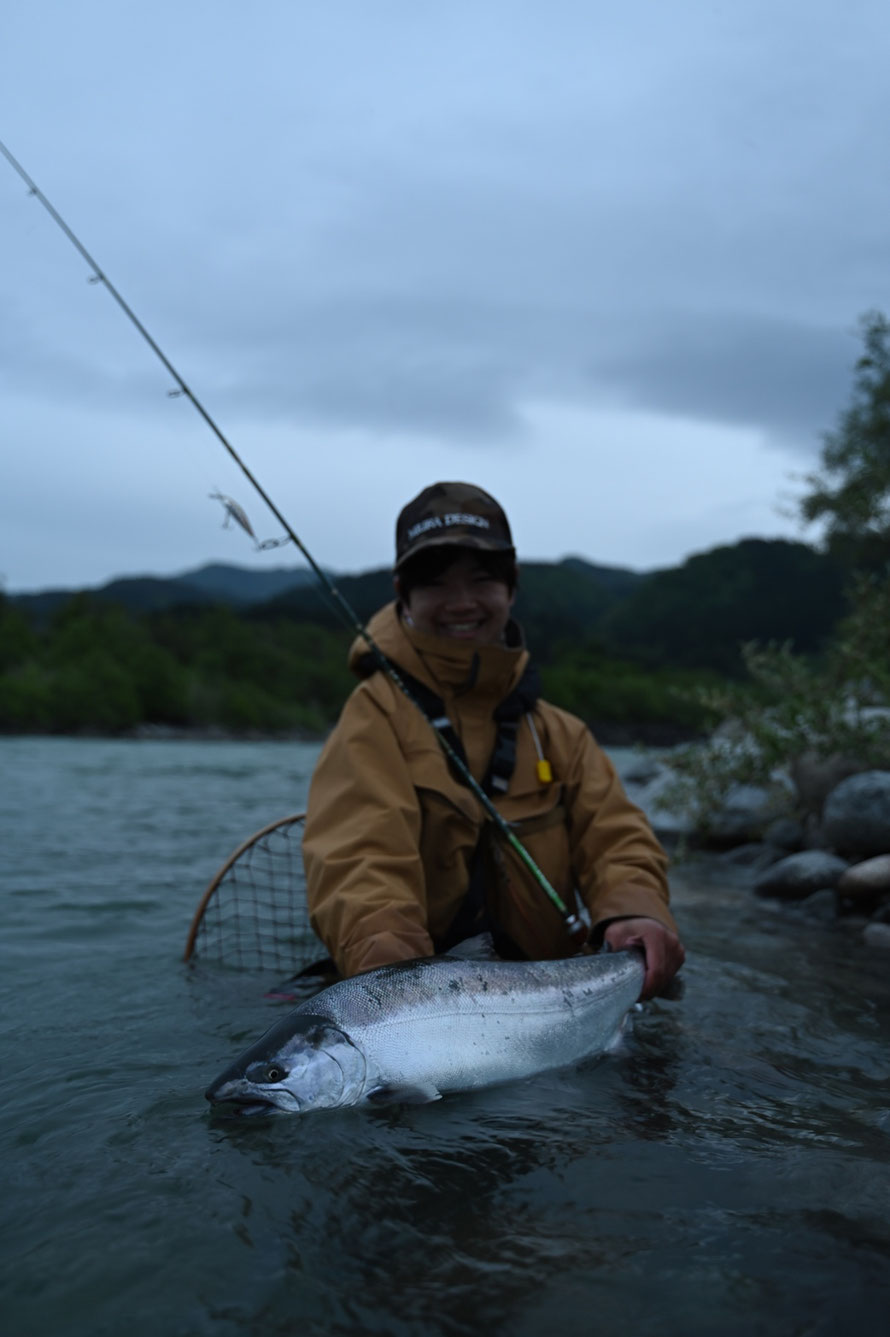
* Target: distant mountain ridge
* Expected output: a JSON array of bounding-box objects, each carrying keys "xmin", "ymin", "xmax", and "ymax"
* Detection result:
[
  {"xmin": 10, "ymin": 556, "xmax": 639, "ymax": 620},
  {"xmin": 10, "ymin": 562, "xmax": 320, "ymax": 619},
  {"xmin": 7, "ymin": 540, "xmax": 849, "ymax": 678}
]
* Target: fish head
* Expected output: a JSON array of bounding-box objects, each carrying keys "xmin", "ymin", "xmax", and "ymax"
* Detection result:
[{"xmin": 205, "ymin": 1012, "xmax": 365, "ymax": 1116}]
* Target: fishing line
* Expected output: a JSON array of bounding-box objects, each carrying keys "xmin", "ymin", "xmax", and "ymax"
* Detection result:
[{"xmin": 0, "ymin": 137, "xmax": 584, "ymax": 936}]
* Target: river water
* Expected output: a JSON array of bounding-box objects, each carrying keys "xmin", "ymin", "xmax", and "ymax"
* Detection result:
[{"xmin": 2, "ymin": 736, "xmax": 889, "ymax": 1337}]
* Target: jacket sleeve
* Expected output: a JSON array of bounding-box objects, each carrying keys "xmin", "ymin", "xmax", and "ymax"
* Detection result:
[
  {"xmin": 302, "ymin": 682, "xmax": 436, "ymax": 977},
  {"xmin": 562, "ymin": 724, "xmax": 677, "ymax": 938}
]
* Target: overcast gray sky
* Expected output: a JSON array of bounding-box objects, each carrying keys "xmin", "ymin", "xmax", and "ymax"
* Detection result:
[{"xmin": 3, "ymin": 0, "xmax": 888, "ymax": 592}]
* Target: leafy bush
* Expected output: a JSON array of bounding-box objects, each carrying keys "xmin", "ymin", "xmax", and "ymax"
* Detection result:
[
  {"xmin": 541, "ymin": 648, "xmax": 714, "ymax": 727},
  {"xmin": 49, "ymin": 650, "xmax": 143, "ymax": 732},
  {"xmin": 0, "ymin": 663, "xmax": 54, "ymax": 730},
  {"xmin": 660, "ymin": 308, "xmax": 890, "ymax": 832},
  {"xmin": 660, "ymin": 622, "xmax": 890, "ymax": 830}
]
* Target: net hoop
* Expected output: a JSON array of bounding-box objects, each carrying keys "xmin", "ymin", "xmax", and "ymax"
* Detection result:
[{"xmin": 184, "ymin": 812, "xmax": 323, "ymax": 974}]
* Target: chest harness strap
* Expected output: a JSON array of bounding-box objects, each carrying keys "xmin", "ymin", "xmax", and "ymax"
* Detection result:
[
  {"xmin": 357, "ymin": 653, "xmax": 542, "ymax": 799},
  {"xmin": 358, "ymin": 652, "xmax": 543, "ymax": 954}
]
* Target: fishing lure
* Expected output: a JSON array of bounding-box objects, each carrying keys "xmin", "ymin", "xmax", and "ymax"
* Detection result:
[{"xmin": 209, "ymin": 491, "xmax": 291, "ymax": 551}]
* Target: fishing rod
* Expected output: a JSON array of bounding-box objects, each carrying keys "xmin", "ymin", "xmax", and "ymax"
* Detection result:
[{"xmin": 1, "ymin": 138, "xmax": 585, "ymax": 939}]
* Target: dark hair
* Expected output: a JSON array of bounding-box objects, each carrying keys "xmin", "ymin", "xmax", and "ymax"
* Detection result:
[{"xmin": 397, "ymin": 546, "xmax": 518, "ymax": 602}]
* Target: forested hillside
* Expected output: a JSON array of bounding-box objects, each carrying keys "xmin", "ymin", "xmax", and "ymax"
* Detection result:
[{"xmin": 1, "ymin": 537, "xmax": 848, "ymax": 738}]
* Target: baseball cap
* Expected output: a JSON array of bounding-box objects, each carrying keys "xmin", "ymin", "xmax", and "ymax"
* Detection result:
[{"xmin": 395, "ymin": 482, "xmax": 515, "ymax": 569}]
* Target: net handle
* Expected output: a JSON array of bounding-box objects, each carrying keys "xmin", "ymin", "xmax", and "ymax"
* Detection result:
[{"xmin": 183, "ymin": 812, "xmax": 306, "ymax": 962}]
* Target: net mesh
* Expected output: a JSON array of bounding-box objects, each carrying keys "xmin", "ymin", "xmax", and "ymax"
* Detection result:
[{"xmin": 186, "ymin": 815, "xmax": 325, "ymax": 974}]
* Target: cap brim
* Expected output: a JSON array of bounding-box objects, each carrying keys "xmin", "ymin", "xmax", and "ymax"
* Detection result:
[{"xmin": 394, "ymin": 534, "xmax": 516, "ymax": 570}]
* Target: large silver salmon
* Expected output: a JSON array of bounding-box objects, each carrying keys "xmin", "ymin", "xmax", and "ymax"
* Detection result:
[{"xmin": 205, "ymin": 948, "xmax": 645, "ymax": 1115}]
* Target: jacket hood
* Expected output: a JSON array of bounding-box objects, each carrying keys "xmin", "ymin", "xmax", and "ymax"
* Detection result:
[{"xmin": 347, "ymin": 602, "xmax": 529, "ymax": 705}]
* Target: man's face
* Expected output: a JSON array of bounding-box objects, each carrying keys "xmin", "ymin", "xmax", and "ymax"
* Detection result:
[{"xmin": 399, "ymin": 551, "xmax": 515, "ymax": 646}]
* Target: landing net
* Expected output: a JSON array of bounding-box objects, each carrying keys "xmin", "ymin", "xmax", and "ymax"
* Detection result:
[{"xmin": 184, "ymin": 813, "xmax": 325, "ymax": 974}]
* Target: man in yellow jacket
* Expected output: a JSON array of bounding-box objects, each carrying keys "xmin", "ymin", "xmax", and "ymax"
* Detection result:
[{"xmin": 303, "ymin": 482, "xmax": 684, "ymax": 998}]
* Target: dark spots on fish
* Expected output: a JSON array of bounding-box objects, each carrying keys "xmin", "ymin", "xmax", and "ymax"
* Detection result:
[
  {"xmin": 365, "ymin": 960, "xmax": 430, "ymax": 984},
  {"xmin": 301, "ymin": 1025, "xmax": 333, "ymax": 1048},
  {"xmin": 448, "ymin": 979, "xmax": 462, "ymax": 993}
]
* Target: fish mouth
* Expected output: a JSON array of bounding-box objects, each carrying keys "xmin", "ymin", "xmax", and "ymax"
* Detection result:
[
  {"xmin": 205, "ymin": 1081, "xmax": 301, "ymax": 1117},
  {"xmin": 206, "ymin": 1093, "xmax": 281, "ymax": 1118}
]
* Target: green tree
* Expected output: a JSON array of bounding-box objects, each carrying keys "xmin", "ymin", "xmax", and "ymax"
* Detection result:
[
  {"xmin": 597, "ymin": 539, "xmax": 846, "ymax": 673},
  {"xmin": 0, "ymin": 595, "xmax": 38, "ymax": 671},
  {"xmin": 0, "ymin": 663, "xmax": 53, "ymax": 730},
  {"xmin": 662, "ymin": 311, "xmax": 890, "ymax": 831},
  {"xmin": 50, "ymin": 650, "xmax": 142, "ymax": 731},
  {"xmin": 800, "ymin": 310, "xmax": 890, "ymax": 570}
]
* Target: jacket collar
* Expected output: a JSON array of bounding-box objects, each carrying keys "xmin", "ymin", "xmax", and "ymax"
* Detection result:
[{"xmin": 349, "ymin": 602, "xmax": 528, "ymax": 703}]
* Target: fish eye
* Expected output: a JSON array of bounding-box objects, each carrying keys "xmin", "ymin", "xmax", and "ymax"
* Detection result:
[{"xmin": 265, "ymin": 1065, "xmax": 287, "ymax": 1083}]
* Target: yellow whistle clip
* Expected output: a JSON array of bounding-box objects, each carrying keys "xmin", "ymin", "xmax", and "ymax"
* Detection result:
[{"xmin": 536, "ymin": 759, "xmax": 553, "ymax": 784}]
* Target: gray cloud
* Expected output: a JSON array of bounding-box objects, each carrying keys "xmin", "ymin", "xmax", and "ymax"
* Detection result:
[
  {"xmin": 595, "ymin": 312, "xmax": 858, "ymax": 449},
  {"xmin": 4, "ymin": 0, "xmax": 890, "ymax": 590}
]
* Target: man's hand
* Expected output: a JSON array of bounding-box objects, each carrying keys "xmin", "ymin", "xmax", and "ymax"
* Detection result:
[{"xmin": 601, "ymin": 916, "xmax": 685, "ymax": 1000}]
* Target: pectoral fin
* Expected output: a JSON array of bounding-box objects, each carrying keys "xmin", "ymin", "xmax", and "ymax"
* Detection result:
[{"xmin": 365, "ymin": 1081, "xmax": 443, "ymax": 1106}]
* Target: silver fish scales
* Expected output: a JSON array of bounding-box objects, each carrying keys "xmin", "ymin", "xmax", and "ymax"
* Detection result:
[{"xmin": 205, "ymin": 948, "xmax": 645, "ymax": 1115}]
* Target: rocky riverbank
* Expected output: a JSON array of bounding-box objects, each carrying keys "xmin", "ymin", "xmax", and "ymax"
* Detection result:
[{"xmin": 626, "ymin": 761, "xmax": 890, "ymax": 952}]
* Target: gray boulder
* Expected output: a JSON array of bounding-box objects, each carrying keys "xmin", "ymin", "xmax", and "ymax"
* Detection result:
[
  {"xmin": 822, "ymin": 770, "xmax": 890, "ymax": 857},
  {"xmin": 763, "ymin": 816, "xmax": 805, "ymax": 852},
  {"xmin": 753, "ymin": 850, "xmax": 849, "ymax": 901},
  {"xmin": 863, "ymin": 922, "xmax": 890, "ymax": 951},
  {"xmin": 789, "ymin": 752, "xmax": 865, "ymax": 816},
  {"xmin": 629, "ymin": 770, "xmax": 697, "ymax": 842},
  {"xmin": 717, "ymin": 842, "xmax": 783, "ymax": 869},
  {"xmin": 706, "ymin": 784, "xmax": 780, "ymax": 845},
  {"xmin": 797, "ymin": 889, "xmax": 838, "ymax": 923},
  {"xmin": 621, "ymin": 756, "xmax": 664, "ymax": 786},
  {"xmin": 837, "ymin": 854, "xmax": 890, "ymax": 901}
]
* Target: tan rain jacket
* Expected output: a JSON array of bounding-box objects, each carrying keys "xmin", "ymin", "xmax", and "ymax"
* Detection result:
[{"xmin": 303, "ymin": 602, "xmax": 675, "ymax": 978}]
